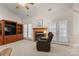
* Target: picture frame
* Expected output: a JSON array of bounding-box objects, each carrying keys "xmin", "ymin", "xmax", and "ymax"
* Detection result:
[{"xmin": 37, "ymin": 19, "xmax": 43, "ymax": 27}]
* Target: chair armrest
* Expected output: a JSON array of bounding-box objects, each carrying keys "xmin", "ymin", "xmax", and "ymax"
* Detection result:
[
  {"xmin": 41, "ymin": 37, "xmax": 47, "ymax": 39},
  {"xmin": 38, "ymin": 39, "xmax": 47, "ymax": 42}
]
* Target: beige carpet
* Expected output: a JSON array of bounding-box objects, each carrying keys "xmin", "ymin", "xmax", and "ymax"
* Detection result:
[{"xmin": 0, "ymin": 40, "xmax": 79, "ymax": 56}]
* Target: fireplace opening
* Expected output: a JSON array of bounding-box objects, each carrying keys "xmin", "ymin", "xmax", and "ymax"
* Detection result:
[{"xmin": 35, "ymin": 32, "xmax": 46, "ymax": 40}]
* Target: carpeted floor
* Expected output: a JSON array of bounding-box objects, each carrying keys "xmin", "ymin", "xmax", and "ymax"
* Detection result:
[{"xmin": 0, "ymin": 39, "xmax": 79, "ymax": 56}]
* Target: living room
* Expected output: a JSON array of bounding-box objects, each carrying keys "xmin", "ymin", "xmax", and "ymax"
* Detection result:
[{"xmin": 0, "ymin": 2, "xmax": 79, "ymax": 56}]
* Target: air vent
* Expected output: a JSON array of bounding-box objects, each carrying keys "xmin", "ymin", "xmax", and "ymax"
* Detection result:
[
  {"xmin": 73, "ymin": 8, "xmax": 79, "ymax": 12},
  {"xmin": 48, "ymin": 8, "xmax": 52, "ymax": 11}
]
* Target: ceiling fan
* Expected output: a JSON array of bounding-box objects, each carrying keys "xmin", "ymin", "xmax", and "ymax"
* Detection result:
[{"xmin": 16, "ymin": 3, "xmax": 34, "ymax": 9}]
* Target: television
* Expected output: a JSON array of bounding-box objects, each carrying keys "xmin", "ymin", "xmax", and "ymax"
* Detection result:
[{"xmin": 5, "ymin": 21, "xmax": 16, "ymax": 35}]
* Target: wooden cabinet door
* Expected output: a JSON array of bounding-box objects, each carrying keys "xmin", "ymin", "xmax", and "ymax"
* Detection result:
[
  {"xmin": 0, "ymin": 21, "xmax": 3, "ymax": 45},
  {"xmin": 4, "ymin": 36, "xmax": 10, "ymax": 44},
  {"xmin": 0, "ymin": 36, "xmax": 3, "ymax": 45},
  {"xmin": 17, "ymin": 34, "xmax": 23, "ymax": 41},
  {"xmin": 10, "ymin": 35, "xmax": 17, "ymax": 42},
  {"xmin": 4, "ymin": 35, "xmax": 17, "ymax": 44}
]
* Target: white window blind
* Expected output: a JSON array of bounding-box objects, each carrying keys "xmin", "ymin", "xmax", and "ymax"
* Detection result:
[
  {"xmin": 48, "ymin": 22, "xmax": 57, "ymax": 43},
  {"xmin": 48, "ymin": 20, "xmax": 69, "ymax": 45},
  {"xmin": 27, "ymin": 24, "xmax": 33, "ymax": 40},
  {"xmin": 23, "ymin": 24, "xmax": 33, "ymax": 40},
  {"xmin": 58, "ymin": 20, "xmax": 69, "ymax": 44},
  {"xmin": 23, "ymin": 24, "xmax": 27, "ymax": 38}
]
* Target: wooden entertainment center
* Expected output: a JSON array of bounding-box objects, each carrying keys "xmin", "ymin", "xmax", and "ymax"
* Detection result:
[{"xmin": 0, "ymin": 20, "xmax": 23, "ymax": 45}]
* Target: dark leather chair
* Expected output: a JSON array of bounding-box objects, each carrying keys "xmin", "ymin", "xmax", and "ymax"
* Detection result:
[{"xmin": 36, "ymin": 32, "xmax": 54, "ymax": 52}]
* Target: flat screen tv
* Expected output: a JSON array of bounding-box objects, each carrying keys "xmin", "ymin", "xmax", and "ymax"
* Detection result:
[{"xmin": 5, "ymin": 21, "xmax": 16, "ymax": 35}]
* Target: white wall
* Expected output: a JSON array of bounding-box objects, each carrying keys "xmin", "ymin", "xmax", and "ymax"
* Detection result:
[
  {"xmin": 73, "ymin": 12, "xmax": 79, "ymax": 36},
  {"xmin": 0, "ymin": 6, "xmax": 22, "ymax": 23},
  {"xmin": 23, "ymin": 9, "xmax": 72, "ymax": 27},
  {"xmin": 71, "ymin": 11, "xmax": 79, "ymax": 47},
  {"xmin": 69, "ymin": 4, "xmax": 79, "ymax": 48}
]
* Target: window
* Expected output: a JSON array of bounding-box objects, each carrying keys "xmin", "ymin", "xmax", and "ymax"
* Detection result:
[
  {"xmin": 58, "ymin": 20, "xmax": 68, "ymax": 43},
  {"xmin": 48, "ymin": 20, "xmax": 69, "ymax": 45},
  {"xmin": 27, "ymin": 24, "xmax": 33, "ymax": 39},
  {"xmin": 48, "ymin": 22, "xmax": 57, "ymax": 43},
  {"xmin": 23, "ymin": 24, "xmax": 33, "ymax": 40}
]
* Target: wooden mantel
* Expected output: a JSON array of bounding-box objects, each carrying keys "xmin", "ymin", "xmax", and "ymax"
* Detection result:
[{"xmin": 33, "ymin": 27, "xmax": 48, "ymax": 41}]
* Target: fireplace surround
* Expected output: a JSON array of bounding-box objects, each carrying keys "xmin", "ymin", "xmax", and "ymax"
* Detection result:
[{"xmin": 33, "ymin": 28, "xmax": 47, "ymax": 41}]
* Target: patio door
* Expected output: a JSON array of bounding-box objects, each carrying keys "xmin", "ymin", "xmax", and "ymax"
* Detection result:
[
  {"xmin": 58, "ymin": 20, "xmax": 69, "ymax": 45},
  {"xmin": 23, "ymin": 24, "xmax": 33, "ymax": 40},
  {"xmin": 48, "ymin": 20, "xmax": 69, "ymax": 45},
  {"xmin": 48, "ymin": 22, "xmax": 57, "ymax": 43},
  {"xmin": 27, "ymin": 24, "xmax": 33, "ymax": 40},
  {"xmin": 23, "ymin": 24, "xmax": 27, "ymax": 39}
]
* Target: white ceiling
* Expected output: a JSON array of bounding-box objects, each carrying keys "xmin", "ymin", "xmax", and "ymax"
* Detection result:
[{"xmin": 0, "ymin": 3, "xmax": 73, "ymax": 19}]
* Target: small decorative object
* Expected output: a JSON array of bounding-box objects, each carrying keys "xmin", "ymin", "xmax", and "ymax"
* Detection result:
[{"xmin": 37, "ymin": 19, "xmax": 43, "ymax": 27}]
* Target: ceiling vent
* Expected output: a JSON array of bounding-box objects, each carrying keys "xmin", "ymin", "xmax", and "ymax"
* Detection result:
[
  {"xmin": 73, "ymin": 8, "xmax": 79, "ymax": 12},
  {"xmin": 48, "ymin": 8, "xmax": 52, "ymax": 11}
]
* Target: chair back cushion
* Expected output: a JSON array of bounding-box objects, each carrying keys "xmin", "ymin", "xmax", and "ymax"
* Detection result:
[{"xmin": 47, "ymin": 32, "xmax": 54, "ymax": 43}]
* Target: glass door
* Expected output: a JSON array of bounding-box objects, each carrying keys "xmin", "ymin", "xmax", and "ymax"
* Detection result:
[
  {"xmin": 23, "ymin": 24, "xmax": 27, "ymax": 39},
  {"xmin": 48, "ymin": 20, "xmax": 69, "ymax": 45},
  {"xmin": 23, "ymin": 24, "xmax": 33, "ymax": 40},
  {"xmin": 27, "ymin": 24, "xmax": 33, "ymax": 40},
  {"xmin": 48, "ymin": 22, "xmax": 57, "ymax": 43},
  {"xmin": 58, "ymin": 20, "xmax": 69, "ymax": 45}
]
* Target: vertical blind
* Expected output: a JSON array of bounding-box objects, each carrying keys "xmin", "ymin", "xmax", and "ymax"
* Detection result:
[
  {"xmin": 27, "ymin": 24, "xmax": 33, "ymax": 39},
  {"xmin": 23, "ymin": 24, "xmax": 33, "ymax": 40},
  {"xmin": 48, "ymin": 22, "xmax": 57, "ymax": 43},
  {"xmin": 48, "ymin": 20, "xmax": 69, "ymax": 45}
]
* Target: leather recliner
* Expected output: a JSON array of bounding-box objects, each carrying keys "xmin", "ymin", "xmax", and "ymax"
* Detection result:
[{"xmin": 36, "ymin": 32, "xmax": 54, "ymax": 52}]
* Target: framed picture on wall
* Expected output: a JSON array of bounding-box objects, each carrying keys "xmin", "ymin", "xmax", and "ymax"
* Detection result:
[{"xmin": 37, "ymin": 19, "xmax": 43, "ymax": 27}]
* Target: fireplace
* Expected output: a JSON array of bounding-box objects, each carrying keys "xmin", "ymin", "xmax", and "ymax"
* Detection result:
[
  {"xmin": 35, "ymin": 32, "xmax": 46, "ymax": 40},
  {"xmin": 33, "ymin": 28, "xmax": 47, "ymax": 41}
]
